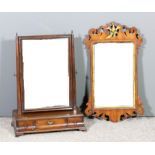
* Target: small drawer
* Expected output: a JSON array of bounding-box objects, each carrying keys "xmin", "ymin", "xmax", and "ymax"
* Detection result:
[
  {"xmin": 68, "ymin": 117, "xmax": 82, "ymax": 123},
  {"xmin": 17, "ymin": 120, "xmax": 36, "ymax": 131},
  {"xmin": 67, "ymin": 117, "xmax": 83, "ymax": 128},
  {"xmin": 36, "ymin": 118, "xmax": 67, "ymax": 129}
]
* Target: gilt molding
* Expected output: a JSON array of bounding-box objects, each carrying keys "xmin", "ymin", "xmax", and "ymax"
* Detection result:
[{"xmin": 84, "ymin": 22, "xmax": 142, "ymax": 49}]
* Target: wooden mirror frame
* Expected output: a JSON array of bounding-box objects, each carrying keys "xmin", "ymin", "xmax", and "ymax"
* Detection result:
[
  {"xmin": 84, "ymin": 22, "xmax": 144, "ymax": 122},
  {"xmin": 12, "ymin": 33, "xmax": 86, "ymax": 136},
  {"xmin": 16, "ymin": 34, "xmax": 75, "ymax": 114}
]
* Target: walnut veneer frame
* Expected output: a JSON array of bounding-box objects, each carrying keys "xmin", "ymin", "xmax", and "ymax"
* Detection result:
[
  {"xmin": 16, "ymin": 34, "xmax": 75, "ymax": 114},
  {"xmin": 84, "ymin": 22, "xmax": 144, "ymax": 122}
]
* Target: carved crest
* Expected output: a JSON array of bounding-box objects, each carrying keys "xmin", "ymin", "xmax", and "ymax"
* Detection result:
[
  {"xmin": 84, "ymin": 22, "xmax": 142, "ymax": 48},
  {"xmin": 84, "ymin": 22, "xmax": 144, "ymax": 122}
]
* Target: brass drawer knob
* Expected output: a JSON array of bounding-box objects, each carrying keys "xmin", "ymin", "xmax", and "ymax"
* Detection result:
[
  {"xmin": 48, "ymin": 121, "xmax": 54, "ymax": 125},
  {"xmin": 31, "ymin": 125, "xmax": 36, "ymax": 130}
]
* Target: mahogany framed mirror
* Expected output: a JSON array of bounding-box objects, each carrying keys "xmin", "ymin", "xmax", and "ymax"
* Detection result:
[
  {"xmin": 84, "ymin": 22, "xmax": 144, "ymax": 122},
  {"xmin": 17, "ymin": 35, "xmax": 72, "ymax": 113},
  {"xmin": 12, "ymin": 34, "xmax": 85, "ymax": 136}
]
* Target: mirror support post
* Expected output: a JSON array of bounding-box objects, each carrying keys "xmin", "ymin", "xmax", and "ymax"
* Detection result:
[{"xmin": 71, "ymin": 31, "xmax": 77, "ymax": 114}]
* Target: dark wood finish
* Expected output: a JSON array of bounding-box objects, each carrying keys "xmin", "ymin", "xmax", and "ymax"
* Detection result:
[
  {"xmin": 84, "ymin": 22, "xmax": 144, "ymax": 122},
  {"xmin": 12, "ymin": 34, "xmax": 86, "ymax": 136},
  {"xmin": 16, "ymin": 34, "xmax": 76, "ymax": 113},
  {"xmin": 12, "ymin": 108, "xmax": 86, "ymax": 137}
]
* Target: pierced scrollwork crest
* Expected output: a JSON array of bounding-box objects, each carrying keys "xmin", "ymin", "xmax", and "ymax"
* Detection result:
[
  {"xmin": 84, "ymin": 22, "xmax": 142, "ymax": 49},
  {"xmin": 84, "ymin": 22, "xmax": 144, "ymax": 122}
]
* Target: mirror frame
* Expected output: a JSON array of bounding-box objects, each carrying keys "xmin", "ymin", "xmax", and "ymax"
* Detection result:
[
  {"xmin": 16, "ymin": 34, "xmax": 76, "ymax": 114},
  {"xmin": 84, "ymin": 22, "xmax": 144, "ymax": 122}
]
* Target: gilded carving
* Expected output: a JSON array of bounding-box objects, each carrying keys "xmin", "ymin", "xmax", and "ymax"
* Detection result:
[{"xmin": 84, "ymin": 22, "xmax": 144, "ymax": 122}]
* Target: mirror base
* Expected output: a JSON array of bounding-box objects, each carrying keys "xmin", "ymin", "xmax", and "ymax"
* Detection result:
[{"xmin": 11, "ymin": 108, "xmax": 86, "ymax": 137}]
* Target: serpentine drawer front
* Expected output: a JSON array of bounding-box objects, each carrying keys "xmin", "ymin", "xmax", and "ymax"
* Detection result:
[
  {"xmin": 17, "ymin": 120, "xmax": 36, "ymax": 132},
  {"xmin": 67, "ymin": 117, "xmax": 83, "ymax": 127},
  {"xmin": 36, "ymin": 118, "xmax": 67, "ymax": 129},
  {"xmin": 12, "ymin": 109, "xmax": 86, "ymax": 136},
  {"xmin": 12, "ymin": 34, "xmax": 86, "ymax": 136}
]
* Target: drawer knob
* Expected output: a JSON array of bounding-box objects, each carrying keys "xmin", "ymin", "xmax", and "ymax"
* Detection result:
[
  {"xmin": 31, "ymin": 126, "xmax": 36, "ymax": 130},
  {"xmin": 48, "ymin": 121, "xmax": 54, "ymax": 125}
]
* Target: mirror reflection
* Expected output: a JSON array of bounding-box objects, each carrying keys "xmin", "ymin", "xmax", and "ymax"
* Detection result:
[
  {"xmin": 22, "ymin": 38, "xmax": 69, "ymax": 110},
  {"xmin": 94, "ymin": 42, "xmax": 134, "ymax": 108}
]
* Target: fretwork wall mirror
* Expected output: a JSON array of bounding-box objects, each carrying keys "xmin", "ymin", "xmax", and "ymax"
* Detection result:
[
  {"xmin": 12, "ymin": 34, "xmax": 85, "ymax": 136},
  {"xmin": 84, "ymin": 22, "xmax": 144, "ymax": 122}
]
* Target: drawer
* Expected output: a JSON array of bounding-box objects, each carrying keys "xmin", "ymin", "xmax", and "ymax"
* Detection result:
[
  {"xmin": 67, "ymin": 117, "xmax": 83, "ymax": 128},
  {"xmin": 17, "ymin": 120, "xmax": 36, "ymax": 131},
  {"xmin": 68, "ymin": 117, "xmax": 82, "ymax": 123},
  {"xmin": 36, "ymin": 118, "xmax": 67, "ymax": 129}
]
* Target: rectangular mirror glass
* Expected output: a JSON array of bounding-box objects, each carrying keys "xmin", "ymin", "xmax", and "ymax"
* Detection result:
[
  {"xmin": 22, "ymin": 38, "xmax": 69, "ymax": 110},
  {"xmin": 94, "ymin": 42, "xmax": 134, "ymax": 108}
]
